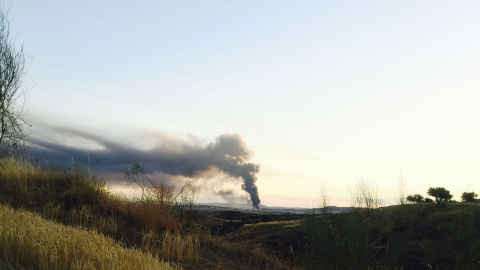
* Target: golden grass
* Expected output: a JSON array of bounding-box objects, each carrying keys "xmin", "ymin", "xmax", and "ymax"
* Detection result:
[
  {"xmin": 129, "ymin": 200, "xmax": 179, "ymax": 232},
  {"xmin": 0, "ymin": 158, "xmax": 37, "ymax": 196},
  {"xmin": 0, "ymin": 158, "xmax": 291, "ymax": 269},
  {"xmin": 39, "ymin": 203, "xmax": 120, "ymax": 235},
  {"xmin": 142, "ymin": 230, "xmax": 199, "ymax": 262},
  {"xmin": 0, "ymin": 204, "xmax": 179, "ymax": 270}
]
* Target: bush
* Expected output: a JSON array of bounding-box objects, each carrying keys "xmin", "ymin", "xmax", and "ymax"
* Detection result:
[
  {"xmin": 406, "ymin": 194, "xmax": 424, "ymax": 203},
  {"xmin": 349, "ymin": 177, "xmax": 383, "ymax": 209},
  {"xmin": 461, "ymin": 192, "xmax": 478, "ymax": 203},
  {"xmin": 424, "ymin": 198, "xmax": 434, "ymax": 203},
  {"xmin": 427, "ymin": 187, "xmax": 452, "ymax": 203}
]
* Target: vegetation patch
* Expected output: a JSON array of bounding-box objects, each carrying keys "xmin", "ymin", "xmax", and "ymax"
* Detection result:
[{"xmin": 0, "ymin": 203, "xmax": 177, "ymax": 270}]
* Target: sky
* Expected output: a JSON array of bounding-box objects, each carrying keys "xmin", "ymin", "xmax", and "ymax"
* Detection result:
[{"xmin": 6, "ymin": 1, "xmax": 480, "ymax": 207}]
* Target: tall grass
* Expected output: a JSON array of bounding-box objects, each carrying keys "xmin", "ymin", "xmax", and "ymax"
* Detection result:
[
  {"xmin": 0, "ymin": 157, "xmax": 199, "ymax": 265},
  {"xmin": 396, "ymin": 175, "xmax": 407, "ymax": 205},
  {"xmin": 0, "ymin": 158, "xmax": 108, "ymax": 210},
  {"xmin": 301, "ymin": 213, "xmax": 369, "ymax": 269},
  {"xmin": 0, "ymin": 158, "xmax": 182, "ymax": 233},
  {"xmin": 141, "ymin": 231, "xmax": 200, "ymax": 262},
  {"xmin": 0, "ymin": 203, "xmax": 178, "ymax": 270},
  {"xmin": 349, "ymin": 176, "xmax": 384, "ymax": 209}
]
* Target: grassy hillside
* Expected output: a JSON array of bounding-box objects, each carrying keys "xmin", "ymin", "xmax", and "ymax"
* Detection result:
[
  {"xmin": 226, "ymin": 203, "xmax": 480, "ymax": 270},
  {"xmin": 0, "ymin": 204, "xmax": 177, "ymax": 270},
  {"xmin": 0, "ymin": 158, "xmax": 290, "ymax": 269},
  {"xmin": 1, "ymin": 157, "xmax": 479, "ymax": 269}
]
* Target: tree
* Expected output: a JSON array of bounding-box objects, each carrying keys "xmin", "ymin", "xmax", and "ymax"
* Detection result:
[
  {"xmin": 0, "ymin": 5, "xmax": 29, "ymax": 157},
  {"xmin": 406, "ymin": 194, "xmax": 424, "ymax": 203},
  {"xmin": 461, "ymin": 191, "xmax": 478, "ymax": 203},
  {"xmin": 427, "ymin": 187, "xmax": 453, "ymax": 203}
]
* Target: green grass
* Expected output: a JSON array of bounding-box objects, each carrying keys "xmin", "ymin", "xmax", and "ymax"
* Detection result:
[
  {"xmin": 221, "ymin": 203, "xmax": 480, "ymax": 269},
  {"xmin": 299, "ymin": 203, "xmax": 480, "ymax": 269}
]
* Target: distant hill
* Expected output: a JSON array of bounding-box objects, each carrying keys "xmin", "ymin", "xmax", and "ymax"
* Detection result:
[{"xmin": 195, "ymin": 202, "xmax": 352, "ymax": 214}]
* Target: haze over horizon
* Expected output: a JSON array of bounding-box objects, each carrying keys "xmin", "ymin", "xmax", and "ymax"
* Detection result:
[{"xmin": 9, "ymin": 1, "xmax": 480, "ymax": 207}]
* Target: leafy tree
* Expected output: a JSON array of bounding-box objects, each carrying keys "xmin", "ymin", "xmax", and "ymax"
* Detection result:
[
  {"xmin": 406, "ymin": 194, "xmax": 424, "ymax": 203},
  {"xmin": 0, "ymin": 5, "xmax": 29, "ymax": 157},
  {"xmin": 427, "ymin": 187, "xmax": 452, "ymax": 203},
  {"xmin": 461, "ymin": 192, "xmax": 478, "ymax": 203}
]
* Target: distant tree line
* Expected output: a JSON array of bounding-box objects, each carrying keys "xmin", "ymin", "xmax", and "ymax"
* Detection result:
[{"xmin": 406, "ymin": 187, "xmax": 478, "ymax": 204}]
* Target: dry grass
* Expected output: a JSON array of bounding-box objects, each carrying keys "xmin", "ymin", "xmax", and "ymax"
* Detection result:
[
  {"xmin": 0, "ymin": 158, "xmax": 109, "ymax": 210},
  {"xmin": 129, "ymin": 200, "xmax": 179, "ymax": 232},
  {"xmin": 350, "ymin": 176, "xmax": 384, "ymax": 209},
  {"xmin": 0, "ymin": 203, "xmax": 179, "ymax": 270},
  {"xmin": 0, "ymin": 158, "xmax": 179, "ymax": 233},
  {"xmin": 0, "ymin": 158, "xmax": 293, "ymax": 269},
  {"xmin": 0, "ymin": 158, "xmax": 200, "ymax": 267},
  {"xmin": 201, "ymin": 230, "xmax": 291, "ymax": 269},
  {"xmin": 39, "ymin": 203, "xmax": 120, "ymax": 235},
  {"xmin": 142, "ymin": 231, "xmax": 200, "ymax": 262}
]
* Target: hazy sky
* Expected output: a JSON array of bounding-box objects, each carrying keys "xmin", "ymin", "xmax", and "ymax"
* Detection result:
[{"xmin": 8, "ymin": 1, "xmax": 480, "ymax": 207}]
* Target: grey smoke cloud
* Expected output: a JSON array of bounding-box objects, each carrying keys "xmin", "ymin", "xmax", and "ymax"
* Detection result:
[{"xmin": 29, "ymin": 126, "xmax": 261, "ymax": 209}]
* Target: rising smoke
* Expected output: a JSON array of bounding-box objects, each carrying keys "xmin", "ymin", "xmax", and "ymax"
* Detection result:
[{"xmin": 30, "ymin": 125, "xmax": 262, "ymax": 209}]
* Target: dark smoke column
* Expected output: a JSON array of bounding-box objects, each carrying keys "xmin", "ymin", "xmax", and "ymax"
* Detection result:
[
  {"xmin": 241, "ymin": 168, "xmax": 261, "ymax": 210},
  {"xmin": 207, "ymin": 134, "xmax": 261, "ymax": 210}
]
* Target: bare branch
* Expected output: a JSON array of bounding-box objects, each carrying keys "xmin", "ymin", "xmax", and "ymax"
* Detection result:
[{"xmin": 0, "ymin": 4, "xmax": 29, "ymax": 158}]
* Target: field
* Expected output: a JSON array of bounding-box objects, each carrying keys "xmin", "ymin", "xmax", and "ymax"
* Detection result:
[{"xmin": 1, "ymin": 157, "xmax": 480, "ymax": 269}]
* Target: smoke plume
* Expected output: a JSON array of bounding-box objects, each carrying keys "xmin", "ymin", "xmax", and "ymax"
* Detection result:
[{"xmin": 29, "ymin": 125, "xmax": 261, "ymax": 209}]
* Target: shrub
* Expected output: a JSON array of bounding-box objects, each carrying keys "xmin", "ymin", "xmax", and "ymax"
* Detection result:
[
  {"xmin": 427, "ymin": 187, "xmax": 452, "ymax": 203},
  {"xmin": 424, "ymin": 198, "xmax": 434, "ymax": 203},
  {"xmin": 349, "ymin": 177, "xmax": 384, "ymax": 209},
  {"xmin": 406, "ymin": 194, "xmax": 424, "ymax": 203},
  {"xmin": 125, "ymin": 162, "xmax": 195, "ymax": 232},
  {"xmin": 461, "ymin": 192, "xmax": 478, "ymax": 203}
]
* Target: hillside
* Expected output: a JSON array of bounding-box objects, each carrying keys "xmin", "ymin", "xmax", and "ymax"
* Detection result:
[
  {"xmin": 225, "ymin": 203, "xmax": 480, "ymax": 269},
  {"xmin": 0, "ymin": 158, "xmax": 291, "ymax": 269},
  {"xmin": 1, "ymin": 158, "xmax": 480, "ymax": 269}
]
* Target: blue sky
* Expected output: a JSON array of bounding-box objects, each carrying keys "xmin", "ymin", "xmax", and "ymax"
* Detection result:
[{"xmin": 9, "ymin": 1, "xmax": 480, "ymax": 207}]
